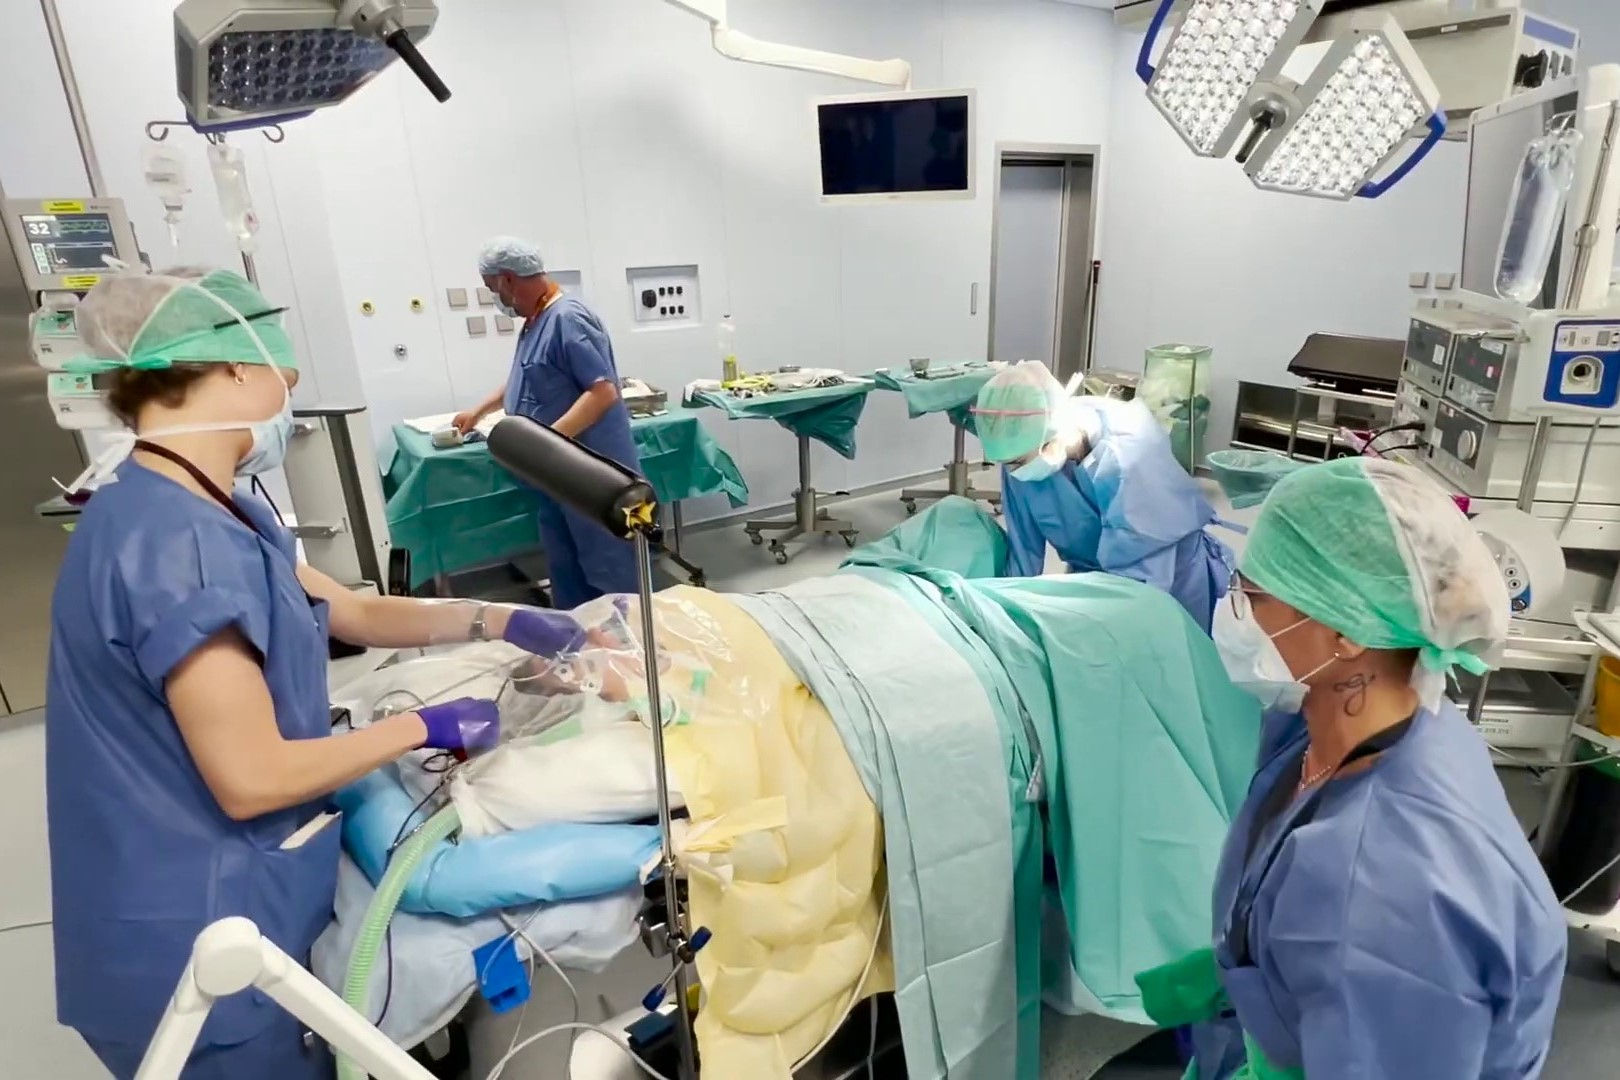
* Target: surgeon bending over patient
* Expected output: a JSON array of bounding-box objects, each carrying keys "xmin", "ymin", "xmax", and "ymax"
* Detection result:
[
  {"xmin": 45, "ymin": 268, "xmax": 590, "ymax": 1080},
  {"xmin": 973, "ymin": 361, "xmax": 1234, "ymax": 630}
]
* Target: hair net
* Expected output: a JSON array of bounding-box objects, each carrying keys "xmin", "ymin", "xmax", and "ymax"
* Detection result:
[
  {"xmin": 68, "ymin": 267, "xmax": 296, "ymax": 374},
  {"xmin": 974, "ymin": 361, "xmax": 1065, "ymax": 463},
  {"xmin": 1207, "ymin": 449, "xmax": 1306, "ymax": 509},
  {"xmin": 1240, "ymin": 457, "xmax": 1509, "ymax": 679},
  {"xmin": 477, "ymin": 236, "xmax": 546, "ymax": 278}
]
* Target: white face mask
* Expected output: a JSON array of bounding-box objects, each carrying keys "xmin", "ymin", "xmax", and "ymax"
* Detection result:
[{"xmin": 1211, "ymin": 592, "xmax": 1333, "ymax": 713}]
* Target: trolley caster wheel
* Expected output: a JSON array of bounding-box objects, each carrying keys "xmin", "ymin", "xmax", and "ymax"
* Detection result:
[
  {"xmin": 902, "ymin": 499, "xmax": 917, "ymax": 516},
  {"xmin": 1607, "ymin": 940, "xmax": 1620, "ymax": 979},
  {"xmin": 774, "ymin": 551, "xmax": 790, "ymax": 565},
  {"xmin": 841, "ymin": 531, "xmax": 859, "ymax": 548},
  {"xmin": 747, "ymin": 531, "xmax": 763, "ymax": 546}
]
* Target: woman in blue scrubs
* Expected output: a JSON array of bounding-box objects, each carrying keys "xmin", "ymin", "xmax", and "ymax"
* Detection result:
[
  {"xmin": 973, "ymin": 361, "xmax": 1233, "ymax": 631},
  {"xmin": 46, "ymin": 269, "xmax": 589, "ymax": 1079},
  {"xmin": 1184, "ymin": 458, "xmax": 1565, "ymax": 1078}
]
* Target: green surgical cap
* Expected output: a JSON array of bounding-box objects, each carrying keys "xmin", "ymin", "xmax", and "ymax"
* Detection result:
[
  {"xmin": 974, "ymin": 361, "xmax": 1063, "ymax": 463},
  {"xmin": 1240, "ymin": 457, "xmax": 1508, "ymax": 677},
  {"xmin": 67, "ymin": 268, "xmax": 297, "ymax": 374}
]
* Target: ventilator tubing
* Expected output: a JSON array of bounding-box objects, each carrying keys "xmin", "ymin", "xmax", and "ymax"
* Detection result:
[{"xmin": 338, "ymin": 804, "xmax": 462, "ymax": 1080}]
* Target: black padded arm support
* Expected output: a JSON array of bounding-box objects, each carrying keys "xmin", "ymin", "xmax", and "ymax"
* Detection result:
[{"xmin": 489, "ymin": 417, "xmax": 657, "ymax": 540}]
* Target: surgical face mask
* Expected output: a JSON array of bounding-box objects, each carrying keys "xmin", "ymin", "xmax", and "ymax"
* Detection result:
[
  {"xmin": 1010, "ymin": 441, "xmax": 1065, "ymax": 483},
  {"xmin": 1011, "ymin": 455, "xmax": 1060, "ymax": 483},
  {"xmin": 1211, "ymin": 592, "xmax": 1329, "ymax": 713},
  {"xmin": 496, "ymin": 298, "xmax": 518, "ymax": 319},
  {"xmin": 236, "ymin": 393, "xmax": 294, "ymax": 476}
]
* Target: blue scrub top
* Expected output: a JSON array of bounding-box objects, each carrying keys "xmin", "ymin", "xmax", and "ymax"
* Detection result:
[
  {"xmin": 46, "ymin": 459, "xmax": 339, "ymax": 1051},
  {"xmin": 1001, "ymin": 451, "xmax": 1232, "ymax": 630},
  {"xmin": 503, "ymin": 294, "xmax": 640, "ymax": 472},
  {"xmin": 1210, "ymin": 703, "xmax": 1566, "ymax": 1079}
]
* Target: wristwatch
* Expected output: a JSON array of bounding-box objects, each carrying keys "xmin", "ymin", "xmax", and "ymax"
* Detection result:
[{"xmin": 469, "ymin": 604, "xmax": 492, "ymax": 642}]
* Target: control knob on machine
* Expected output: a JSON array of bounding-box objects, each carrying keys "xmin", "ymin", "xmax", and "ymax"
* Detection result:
[{"xmin": 1456, "ymin": 430, "xmax": 1479, "ymax": 463}]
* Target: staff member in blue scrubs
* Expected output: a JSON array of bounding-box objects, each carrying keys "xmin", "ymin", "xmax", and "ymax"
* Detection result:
[
  {"xmin": 47, "ymin": 268, "xmax": 590, "ymax": 1079},
  {"xmin": 455, "ymin": 237, "xmax": 642, "ymax": 607},
  {"xmin": 1172, "ymin": 457, "xmax": 1565, "ymax": 1079},
  {"xmin": 973, "ymin": 361, "xmax": 1233, "ymax": 631}
]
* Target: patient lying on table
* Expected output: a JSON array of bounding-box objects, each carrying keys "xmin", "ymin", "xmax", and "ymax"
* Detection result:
[{"xmin": 319, "ymin": 496, "xmax": 1260, "ymax": 1080}]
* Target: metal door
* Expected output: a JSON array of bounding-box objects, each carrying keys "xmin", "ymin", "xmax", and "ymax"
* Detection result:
[
  {"xmin": 990, "ymin": 162, "xmax": 1066, "ymax": 368},
  {"xmin": 0, "ymin": 226, "xmax": 84, "ymax": 714}
]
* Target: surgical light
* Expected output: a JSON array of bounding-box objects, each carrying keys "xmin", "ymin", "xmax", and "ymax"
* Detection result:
[
  {"xmin": 173, "ymin": 0, "xmax": 446, "ymax": 132},
  {"xmin": 1245, "ymin": 15, "xmax": 1446, "ymax": 200},
  {"xmin": 1139, "ymin": 0, "xmax": 1324, "ymax": 157}
]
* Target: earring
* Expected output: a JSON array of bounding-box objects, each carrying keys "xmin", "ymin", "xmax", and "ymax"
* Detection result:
[{"xmin": 233, "ymin": 369, "xmax": 247, "ymax": 386}]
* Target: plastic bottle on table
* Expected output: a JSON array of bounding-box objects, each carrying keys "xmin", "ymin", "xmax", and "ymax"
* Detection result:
[{"xmin": 718, "ymin": 315, "xmax": 739, "ymax": 384}]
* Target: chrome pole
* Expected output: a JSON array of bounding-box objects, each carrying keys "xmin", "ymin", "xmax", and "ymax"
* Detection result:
[
  {"xmin": 633, "ymin": 532, "xmax": 697, "ymax": 1080},
  {"xmin": 39, "ymin": 0, "xmax": 105, "ymax": 197}
]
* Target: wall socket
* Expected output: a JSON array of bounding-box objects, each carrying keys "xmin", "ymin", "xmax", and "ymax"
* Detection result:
[{"xmin": 627, "ymin": 265, "xmax": 700, "ymax": 328}]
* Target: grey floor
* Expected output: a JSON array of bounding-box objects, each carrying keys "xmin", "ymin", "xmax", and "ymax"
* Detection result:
[{"xmin": 679, "ymin": 483, "xmax": 1620, "ymax": 1079}]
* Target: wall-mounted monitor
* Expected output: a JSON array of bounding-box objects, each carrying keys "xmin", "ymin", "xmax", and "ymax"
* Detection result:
[{"xmin": 816, "ymin": 89, "xmax": 975, "ymax": 202}]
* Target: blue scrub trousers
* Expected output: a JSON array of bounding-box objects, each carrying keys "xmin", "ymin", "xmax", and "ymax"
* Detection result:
[
  {"xmin": 85, "ymin": 1010, "xmax": 334, "ymax": 1080},
  {"xmin": 537, "ymin": 490, "xmax": 638, "ymax": 609}
]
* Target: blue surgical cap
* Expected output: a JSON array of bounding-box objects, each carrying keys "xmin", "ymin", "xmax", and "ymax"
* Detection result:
[{"xmin": 477, "ymin": 236, "xmax": 546, "ymax": 278}]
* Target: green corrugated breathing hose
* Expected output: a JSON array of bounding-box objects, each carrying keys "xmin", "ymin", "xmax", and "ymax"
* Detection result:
[{"xmin": 337, "ymin": 804, "xmax": 461, "ymax": 1080}]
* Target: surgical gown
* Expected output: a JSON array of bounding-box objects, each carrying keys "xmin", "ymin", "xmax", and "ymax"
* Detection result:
[
  {"xmin": 1207, "ymin": 703, "xmax": 1566, "ymax": 1080},
  {"xmin": 999, "ymin": 398, "xmax": 1232, "ymax": 630},
  {"xmin": 46, "ymin": 460, "xmax": 337, "ymax": 1080},
  {"xmin": 504, "ymin": 294, "xmax": 641, "ymax": 607}
]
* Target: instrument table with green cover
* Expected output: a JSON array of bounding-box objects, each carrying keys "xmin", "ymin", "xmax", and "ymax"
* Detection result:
[
  {"xmin": 869, "ymin": 363, "xmax": 996, "ymax": 432},
  {"xmin": 384, "ymin": 414, "xmax": 748, "ymax": 589},
  {"xmin": 684, "ymin": 380, "xmax": 874, "ymax": 459}
]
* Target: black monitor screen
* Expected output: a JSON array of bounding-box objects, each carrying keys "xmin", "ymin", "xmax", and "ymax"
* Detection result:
[
  {"xmin": 18, "ymin": 212, "xmax": 118, "ymax": 276},
  {"xmin": 818, "ymin": 94, "xmax": 971, "ymax": 197}
]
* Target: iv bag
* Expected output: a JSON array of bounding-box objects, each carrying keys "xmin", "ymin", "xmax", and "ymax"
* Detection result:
[
  {"xmin": 1495, "ymin": 125, "xmax": 1582, "ymax": 305},
  {"xmin": 208, "ymin": 142, "xmax": 260, "ymax": 255},
  {"xmin": 141, "ymin": 144, "xmax": 189, "ymax": 248}
]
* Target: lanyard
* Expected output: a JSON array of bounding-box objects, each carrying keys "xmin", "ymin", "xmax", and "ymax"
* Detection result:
[
  {"xmin": 519, "ymin": 287, "xmax": 564, "ymax": 338},
  {"xmin": 1224, "ymin": 716, "xmax": 1414, "ymax": 966},
  {"xmin": 134, "ymin": 440, "xmax": 264, "ymax": 538},
  {"xmin": 135, "ymin": 440, "xmax": 328, "ymax": 620}
]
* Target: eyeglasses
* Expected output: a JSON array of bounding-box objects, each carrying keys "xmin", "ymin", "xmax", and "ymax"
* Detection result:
[{"xmin": 1227, "ymin": 571, "xmax": 1268, "ymax": 621}]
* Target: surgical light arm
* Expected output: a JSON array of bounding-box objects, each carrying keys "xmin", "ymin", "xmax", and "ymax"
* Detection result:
[
  {"xmin": 664, "ymin": 0, "xmax": 912, "ymax": 88},
  {"xmin": 137, "ymin": 918, "xmax": 434, "ymax": 1080}
]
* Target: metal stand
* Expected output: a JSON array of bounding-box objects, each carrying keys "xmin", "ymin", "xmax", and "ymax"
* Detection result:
[
  {"xmin": 658, "ymin": 503, "xmax": 706, "ymax": 587},
  {"xmin": 743, "ymin": 434, "xmax": 857, "ymax": 564},
  {"xmin": 899, "ymin": 423, "xmax": 1002, "ymax": 516},
  {"xmin": 633, "ymin": 533, "xmax": 700, "ymax": 1080}
]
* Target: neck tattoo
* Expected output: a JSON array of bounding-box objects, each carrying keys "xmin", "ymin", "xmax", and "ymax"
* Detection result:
[{"xmin": 1332, "ymin": 673, "xmax": 1375, "ymax": 717}]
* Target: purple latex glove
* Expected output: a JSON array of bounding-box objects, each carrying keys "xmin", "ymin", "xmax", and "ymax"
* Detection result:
[
  {"xmin": 502, "ymin": 607, "xmax": 588, "ymax": 656},
  {"xmin": 418, "ymin": 698, "xmax": 500, "ymax": 753}
]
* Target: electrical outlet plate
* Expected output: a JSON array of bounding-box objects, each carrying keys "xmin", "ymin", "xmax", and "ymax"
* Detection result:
[{"xmin": 627, "ymin": 265, "xmax": 700, "ymax": 328}]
